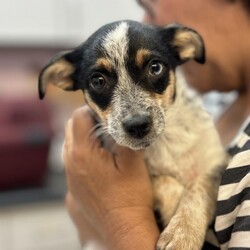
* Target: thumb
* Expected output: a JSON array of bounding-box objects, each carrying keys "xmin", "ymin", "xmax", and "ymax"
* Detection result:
[
  {"xmin": 114, "ymin": 145, "xmax": 146, "ymax": 172},
  {"xmin": 63, "ymin": 106, "xmax": 103, "ymax": 162},
  {"xmin": 71, "ymin": 106, "xmax": 96, "ymax": 145}
]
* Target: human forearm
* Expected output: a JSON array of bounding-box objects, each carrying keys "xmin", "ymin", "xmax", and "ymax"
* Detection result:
[{"xmin": 103, "ymin": 207, "xmax": 160, "ymax": 250}]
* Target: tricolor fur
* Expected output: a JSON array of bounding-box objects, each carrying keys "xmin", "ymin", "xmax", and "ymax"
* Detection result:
[{"xmin": 39, "ymin": 20, "xmax": 227, "ymax": 250}]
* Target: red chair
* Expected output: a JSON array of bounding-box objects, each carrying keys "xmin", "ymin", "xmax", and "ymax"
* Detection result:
[{"xmin": 0, "ymin": 98, "xmax": 53, "ymax": 190}]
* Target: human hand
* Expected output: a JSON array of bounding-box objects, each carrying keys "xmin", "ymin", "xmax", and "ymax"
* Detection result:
[{"xmin": 63, "ymin": 106, "xmax": 159, "ymax": 249}]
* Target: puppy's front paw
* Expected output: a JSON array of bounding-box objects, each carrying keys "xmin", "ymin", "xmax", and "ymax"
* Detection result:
[{"xmin": 156, "ymin": 216, "xmax": 204, "ymax": 250}]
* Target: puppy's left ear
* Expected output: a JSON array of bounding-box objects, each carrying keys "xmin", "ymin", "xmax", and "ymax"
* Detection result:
[
  {"xmin": 162, "ymin": 23, "xmax": 205, "ymax": 65},
  {"xmin": 38, "ymin": 50, "xmax": 79, "ymax": 99}
]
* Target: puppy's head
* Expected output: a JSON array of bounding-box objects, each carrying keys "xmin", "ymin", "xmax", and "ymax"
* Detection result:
[{"xmin": 39, "ymin": 21, "xmax": 205, "ymax": 150}]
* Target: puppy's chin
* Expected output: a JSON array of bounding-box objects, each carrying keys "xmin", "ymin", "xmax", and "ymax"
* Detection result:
[
  {"xmin": 114, "ymin": 137, "xmax": 154, "ymax": 151},
  {"xmin": 128, "ymin": 142, "xmax": 152, "ymax": 150}
]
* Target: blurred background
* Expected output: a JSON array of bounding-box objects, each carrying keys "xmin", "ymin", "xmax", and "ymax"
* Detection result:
[{"xmin": 0, "ymin": 1, "xmax": 142, "ymax": 249}]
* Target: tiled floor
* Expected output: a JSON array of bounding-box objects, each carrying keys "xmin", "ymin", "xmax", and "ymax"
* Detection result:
[{"xmin": 0, "ymin": 202, "xmax": 82, "ymax": 250}]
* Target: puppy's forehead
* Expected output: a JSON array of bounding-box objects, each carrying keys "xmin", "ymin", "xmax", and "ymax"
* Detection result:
[
  {"xmin": 83, "ymin": 21, "xmax": 166, "ymax": 69},
  {"xmin": 97, "ymin": 21, "xmax": 159, "ymax": 66},
  {"xmin": 102, "ymin": 22, "xmax": 129, "ymax": 65}
]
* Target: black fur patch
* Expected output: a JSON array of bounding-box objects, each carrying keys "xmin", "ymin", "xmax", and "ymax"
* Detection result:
[{"xmin": 154, "ymin": 209, "xmax": 165, "ymax": 232}]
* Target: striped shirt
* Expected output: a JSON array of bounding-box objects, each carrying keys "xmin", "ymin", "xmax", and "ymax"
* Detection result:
[{"xmin": 215, "ymin": 117, "xmax": 250, "ymax": 249}]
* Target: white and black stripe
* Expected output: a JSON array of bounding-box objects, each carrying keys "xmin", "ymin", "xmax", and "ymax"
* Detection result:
[{"xmin": 215, "ymin": 117, "xmax": 250, "ymax": 250}]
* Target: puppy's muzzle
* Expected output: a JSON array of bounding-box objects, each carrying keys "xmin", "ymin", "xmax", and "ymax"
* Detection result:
[{"xmin": 123, "ymin": 114, "xmax": 152, "ymax": 139}]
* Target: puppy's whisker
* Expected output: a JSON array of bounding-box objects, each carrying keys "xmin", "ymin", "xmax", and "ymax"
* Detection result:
[
  {"xmin": 93, "ymin": 126, "xmax": 117, "ymax": 153},
  {"xmin": 88, "ymin": 123, "xmax": 106, "ymax": 136},
  {"xmin": 95, "ymin": 127, "xmax": 109, "ymax": 139}
]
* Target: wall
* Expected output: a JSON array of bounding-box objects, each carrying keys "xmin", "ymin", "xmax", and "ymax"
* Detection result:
[{"xmin": 0, "ymin": 0, "xmax": 143, "ymax": 47}]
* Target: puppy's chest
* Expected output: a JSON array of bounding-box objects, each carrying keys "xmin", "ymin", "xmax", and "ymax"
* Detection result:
[{"xmin": 144, "ymin": 141, "xmax": 199, "ymax": 185}]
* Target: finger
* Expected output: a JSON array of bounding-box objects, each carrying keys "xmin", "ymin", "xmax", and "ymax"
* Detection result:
[
  {"xmin": 65, "ymin": 192, "xmax": 80, "ymax": 214},
  {"xmin": 62, "ymin": 118, "xmax": 74, "ymax": 164},
  {"xmin": 64, "ymin": 106, "xmax": 108, "ymax": 167},
  {"xmin": 71, "ymin": 106, "xmax": 105, "ymax": 156},
  {"xmin": 71, "ymin": 106, "xmax": 96, "ymax": 144},
  {"xmin": 115, "ymin": 145, "xmax": 142, "ymax": 162},
  {"xmin": 64, "ymin": 118, "xmax": 73, "ymax": 146},
  {"xmin": 114, "ymin": 145, "xmax": 145, "ymax": 172}
]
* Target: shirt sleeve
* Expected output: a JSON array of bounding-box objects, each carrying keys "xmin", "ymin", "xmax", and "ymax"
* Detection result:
[{"xmin": 215, "ymin": 140, "xmax": 250, "ymax": 250}]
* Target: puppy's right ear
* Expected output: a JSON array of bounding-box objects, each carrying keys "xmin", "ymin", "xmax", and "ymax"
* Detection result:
[
  {"xmin": 161, "ymin": 23, "xmax": 205, "ymax": 65},
  {"xmin": 38, "ymin": 50, "xmax": 79, "ymax": 99}
]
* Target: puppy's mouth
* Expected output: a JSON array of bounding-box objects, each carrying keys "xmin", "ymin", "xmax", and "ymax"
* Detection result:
[
  {"xmin": 112, "ymin": 133, "xmax": 155, "ymax": 150},
  {"xmin": 127, "ymin": 139, "xmax": 152, "ymax": 150}
]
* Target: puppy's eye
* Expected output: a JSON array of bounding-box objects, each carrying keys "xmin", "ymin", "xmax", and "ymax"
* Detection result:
[
  {"xmin": 90, "ymin": 74, "xmax": 106, "ymax": 92},
  {"xmin": 149, "ymin": 61, "xmax": 164, "ymax": 76}
]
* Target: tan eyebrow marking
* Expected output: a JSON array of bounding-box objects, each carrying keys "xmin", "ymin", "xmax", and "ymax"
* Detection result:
[
  {"xmin": 152, "ymin": 70, "xmax": 176, "ymax": 107},
  {"xmin": 135, "ymin": 49, "xmax": 151, "ymax": 68},
  {"xmin": 95, "ymin": 58, "xmax": 113, "ymax": 72},
  {"xmin": 162, "ymin": 70, "xmax": 176, "ymax": 106}
]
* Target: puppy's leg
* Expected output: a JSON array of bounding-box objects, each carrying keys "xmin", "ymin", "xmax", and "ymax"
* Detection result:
[
  {"xmin": 153, "ymin": 175, "xmax": 184, "ymax": 227},
  {"xmin": 157, "ymin": 173, "xmax": 220, "ymax": 250}
]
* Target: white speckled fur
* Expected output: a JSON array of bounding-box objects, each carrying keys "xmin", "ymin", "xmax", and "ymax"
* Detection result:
[{"xmin": 103, "ymin": 22, "xmax": 129, "ymax": 68}]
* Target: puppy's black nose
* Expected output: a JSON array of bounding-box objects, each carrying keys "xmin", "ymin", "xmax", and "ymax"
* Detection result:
[{"xmin": 123, "ymin": 114, "xmax": 152, "ymax": 139}]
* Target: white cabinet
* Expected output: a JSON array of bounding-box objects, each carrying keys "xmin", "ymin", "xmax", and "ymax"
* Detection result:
[{"xmin": 0, "ymin": 0, "xmax": 142, "ymax": 47}]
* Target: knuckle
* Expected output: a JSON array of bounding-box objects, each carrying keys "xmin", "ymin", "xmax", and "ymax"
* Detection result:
[
  {"xmin": 72, "ymin": 107, "xmax": 83, "ymax": 121},
  {"xmin": 71, "ymin": 146, "xmax": 83, "ymax": 161},
  {"xmin": 71, "ymin": 109, "xmax": 83, "ymax": 130},
  {"xmin": 64, "ymin": 119, "xmax": 72, "ymax": 138}
]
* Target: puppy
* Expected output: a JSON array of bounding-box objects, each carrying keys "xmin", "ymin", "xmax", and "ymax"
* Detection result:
[{"xmin": 39, "ymin": 20, "xmax": 227, "ymax": 249}]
